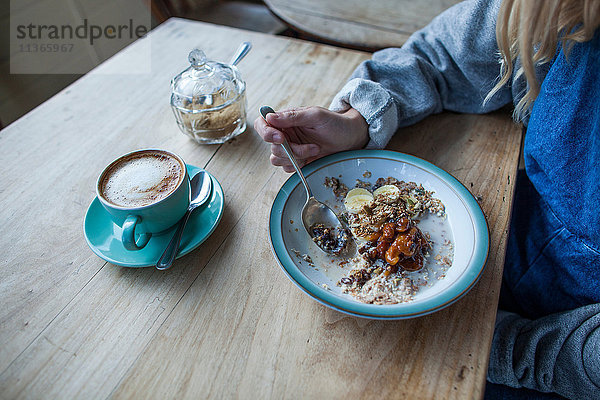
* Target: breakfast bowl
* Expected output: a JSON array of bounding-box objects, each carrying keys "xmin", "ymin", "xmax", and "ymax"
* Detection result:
[{"xmin": 269, "ymin": 150, "xmax": 489, "ymax": 319}]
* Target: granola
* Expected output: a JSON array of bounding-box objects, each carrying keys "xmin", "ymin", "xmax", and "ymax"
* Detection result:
[
  {"xmin": 324, "ymin": 176, "xmax": 349, "ymax": 198},
  {"xmin": 327, "ymin": 176, "xmax": 451, "ymax": 305}
]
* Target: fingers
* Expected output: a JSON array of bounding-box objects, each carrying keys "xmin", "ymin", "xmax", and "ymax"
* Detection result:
[
  {"xmin": 271, "ymin": 142, "xmax": 319, "ymax": 160},
  {"xmin": 265, "ymin": 106, "xmax": 325, "ymax": 129},
  {"xmin": 270, "ymin": 142, "xmax": 320, "ymax": 173},
  {"xmin": 270, "ymin": 154, "xmax": 298, "ymax": 173},
  {"xmin": 271, "ymin": 155, "xmax": 318, "ymax": 173},
  {"xmin": 253, "ymin": 116, "xmax": 284, "ymax": 144},
  {"xmin": 254, "ymin": 106, "xmax": 324, "ymax": 173}
]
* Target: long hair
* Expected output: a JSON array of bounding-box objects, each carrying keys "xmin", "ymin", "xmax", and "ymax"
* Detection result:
[{"xmin": 487, "ymin": 0, "xmax": 600, "ymax": 120}]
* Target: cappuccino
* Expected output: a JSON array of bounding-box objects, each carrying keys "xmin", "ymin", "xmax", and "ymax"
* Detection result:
[{"xmin": 99, "ymin": 150, "xmax": 184, "ymax": 208}]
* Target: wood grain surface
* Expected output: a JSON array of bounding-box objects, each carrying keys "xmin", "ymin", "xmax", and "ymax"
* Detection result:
[
  {"xmin": 264, "ymin": 0, "xmax": 463, "ymax": 51},
  {"xmin": 0, "ymin": 18, "xmax": 522, "ymax": 399}
]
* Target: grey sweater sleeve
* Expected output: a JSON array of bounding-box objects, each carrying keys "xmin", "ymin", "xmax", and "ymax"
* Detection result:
[
  {"xmin": 330, "ymin": 0, "xmax": 514, "ymax": 148},
  {"xmin": 488, "ymin": 305, "xmax": 600, "ymax": 399}
]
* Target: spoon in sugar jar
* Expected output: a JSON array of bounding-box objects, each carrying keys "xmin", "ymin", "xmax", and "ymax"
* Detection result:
[
  {"xmin": 228, "ymin": 41, "xmax": 252, "ymax": 66},
  {"xmin": 259, "ymin": 105, "xmax": 351, "ymax": 255}
]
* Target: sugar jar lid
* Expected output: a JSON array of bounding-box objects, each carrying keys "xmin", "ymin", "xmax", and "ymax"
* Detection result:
[{"xmin": 170, "ymin": 49, "xmax": 244, "ymax": 109}]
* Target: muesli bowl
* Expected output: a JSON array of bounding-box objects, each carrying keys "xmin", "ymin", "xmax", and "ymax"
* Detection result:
[{"xmin": 268, "ymin": 149, "xmax": 489, "ymax": 319}]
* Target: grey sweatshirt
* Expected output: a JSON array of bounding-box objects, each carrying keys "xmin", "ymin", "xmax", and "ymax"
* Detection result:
[{"xmin": 329, "ymin": 0, "xmax": 600, "ymax": 398}]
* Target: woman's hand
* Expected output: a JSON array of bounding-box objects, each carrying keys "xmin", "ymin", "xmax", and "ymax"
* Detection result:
[{"xmin": 254, "ymin": 106, "xmax": 369, "ymax": 173}]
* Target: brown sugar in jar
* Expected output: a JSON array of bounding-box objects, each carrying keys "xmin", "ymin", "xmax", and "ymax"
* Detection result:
[{"xmin": 171, "ymin": 49, "xmax": 247, "ymax": 144}]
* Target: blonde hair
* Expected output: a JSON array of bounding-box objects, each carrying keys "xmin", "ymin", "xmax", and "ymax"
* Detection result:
[{"xmin": 487, "ymin": 0, "xmax": 600, "ymax": 120}]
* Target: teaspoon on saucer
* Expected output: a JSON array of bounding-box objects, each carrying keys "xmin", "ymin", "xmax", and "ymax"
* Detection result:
[{"xmin": 156, "ymin": 170, "xmax": 212, "ymax": 270}]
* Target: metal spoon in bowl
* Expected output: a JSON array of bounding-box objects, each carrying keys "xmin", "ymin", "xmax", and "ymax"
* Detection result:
[
  {"xmin": 156, "ymin": 170, "xmax": 213, "ymax": 270},
  {"xmin": 259, "ymin": 105, "xmax": 351, "ymax": 255}
]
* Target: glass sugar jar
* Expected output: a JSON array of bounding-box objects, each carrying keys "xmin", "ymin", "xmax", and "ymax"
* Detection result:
[{"xmin": 170, "ymin": 49, "xmax": 247, "ymax": 144}]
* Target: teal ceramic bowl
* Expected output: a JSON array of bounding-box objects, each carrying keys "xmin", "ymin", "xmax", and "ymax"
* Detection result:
[{"xmin": 269, "ymin": 150, "xmax": 489, "ymax": 319}]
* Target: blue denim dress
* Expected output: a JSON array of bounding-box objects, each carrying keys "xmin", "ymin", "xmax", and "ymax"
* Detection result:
[{"xmin": 501, "ymin": 31, "xmax": 600, "ymax": 319}]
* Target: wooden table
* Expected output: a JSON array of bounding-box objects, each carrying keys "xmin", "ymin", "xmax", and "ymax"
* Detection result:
[
  {"xmin": 265, "ymin": 0, "xmax": 463, "ymax": 51},
  {"xmin": 0, "ymin": 18, "xmax": 522, "ymax": 399}
]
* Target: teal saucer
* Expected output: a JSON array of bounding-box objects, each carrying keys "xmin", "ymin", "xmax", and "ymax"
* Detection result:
[{"xmin": 84, "ymin": 165, "xmax": 224, "ymax": 267}]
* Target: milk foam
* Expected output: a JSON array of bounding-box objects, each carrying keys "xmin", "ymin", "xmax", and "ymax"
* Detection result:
[{"xmin": 101, "ymin": 152, "xmax": 183, "ymax": 207}]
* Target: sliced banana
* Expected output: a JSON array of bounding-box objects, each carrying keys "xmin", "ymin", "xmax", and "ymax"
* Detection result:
[
  {"xmin": 373, "ymin": 184, "xmax": 400, "ymax": 202},
  {"xmin": 344, "ymin": 188, "xmax": 374, "ymax": 213},
  {"xmin": 345, "ymin": 188, "xmax": 372, "ymax": 199},
  {"xmin": 344, "ymin": 194, "xmax": 374, "ymax": 214}
]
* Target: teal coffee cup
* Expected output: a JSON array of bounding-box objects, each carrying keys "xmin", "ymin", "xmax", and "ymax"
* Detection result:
[{"xmin": 96, "ymin": 149, "xmax": 190, "ymax": 250}]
